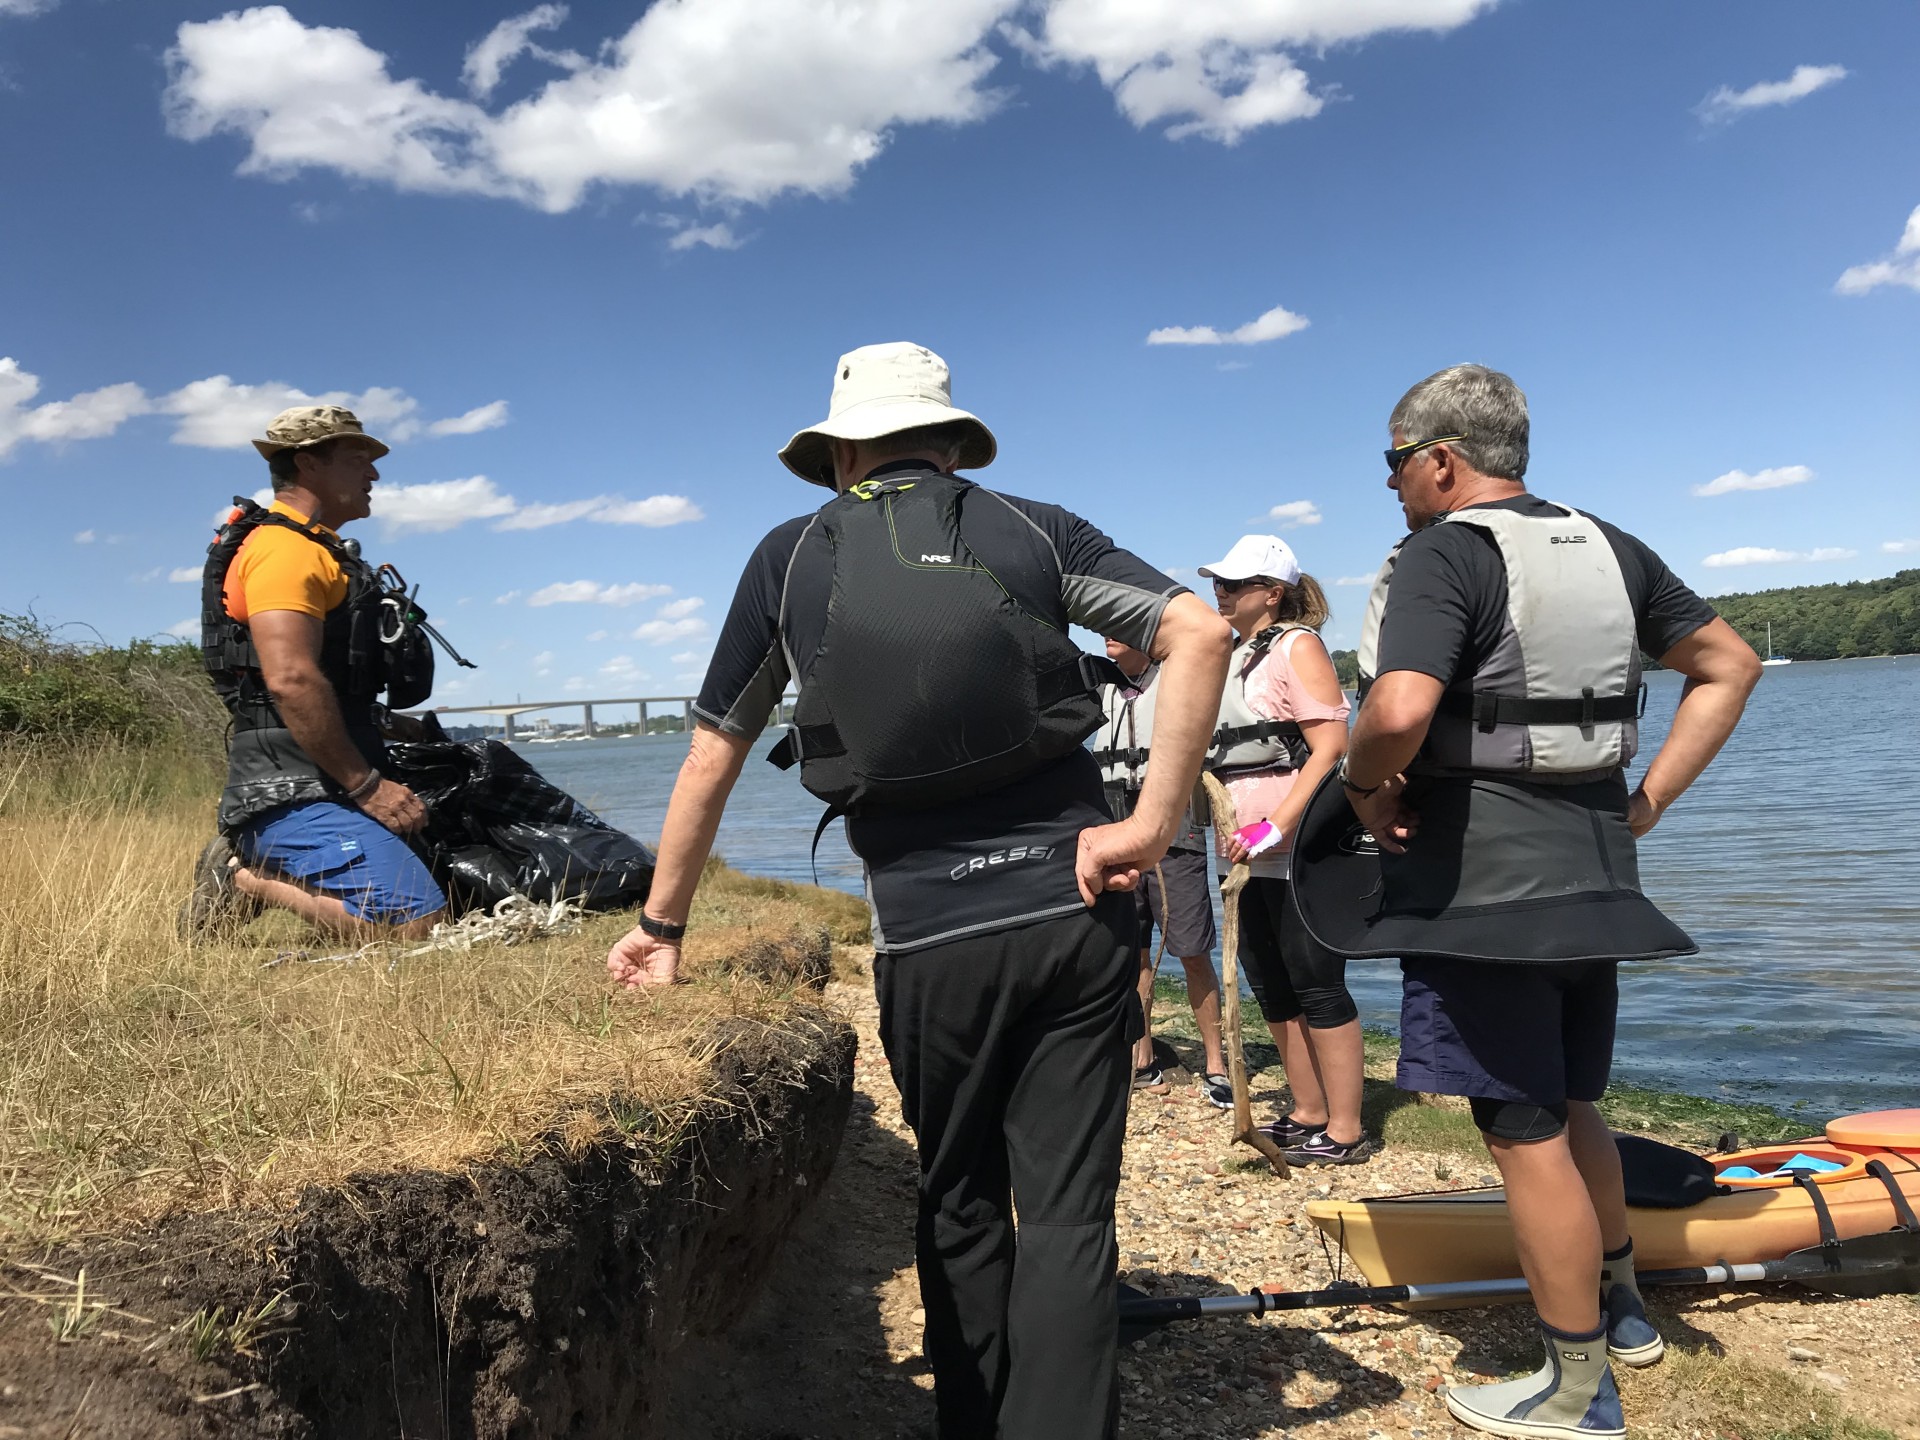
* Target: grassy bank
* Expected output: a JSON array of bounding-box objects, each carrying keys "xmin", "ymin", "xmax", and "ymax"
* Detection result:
[{"xmin": 0, "ymin": 737, "xmax": 867, "ymax": 1245}]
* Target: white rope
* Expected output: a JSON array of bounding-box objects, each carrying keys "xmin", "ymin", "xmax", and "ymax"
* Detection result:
[{"xmin": 265, "ymin": 892, "xmax": 587, "ymax": 970}]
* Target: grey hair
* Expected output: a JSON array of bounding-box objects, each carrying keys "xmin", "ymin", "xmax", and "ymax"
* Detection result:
[{"xmin": 1389, "ymin": 364, "xmax": 1529, "ymax": 482}]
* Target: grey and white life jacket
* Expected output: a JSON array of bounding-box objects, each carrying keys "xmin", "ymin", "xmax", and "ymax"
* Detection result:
[
  {"xmin": 1207, "ymin": 624, "xmax": 1314, "ymax": 775},
  {"xmin": 1091, "ymin": 667, "xmax": 1207, "ymax": 844},
  {"xmin": 1358, "ymin": 503, "xmax": 1643, "ymax": 779}
]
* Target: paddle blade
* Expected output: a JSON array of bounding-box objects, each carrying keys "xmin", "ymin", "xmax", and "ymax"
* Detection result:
[{"xmin": 1782, "ymin": 1230, "xmax": 1920, "ymax": 1297}]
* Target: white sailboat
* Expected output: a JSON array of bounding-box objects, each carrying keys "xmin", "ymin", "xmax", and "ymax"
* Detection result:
[{"xmin": 1762, "ymin": 622, "xmax": 1791, "ymax": 667}]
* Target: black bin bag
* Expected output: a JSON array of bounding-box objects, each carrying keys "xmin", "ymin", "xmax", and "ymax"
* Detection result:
[{"xmin": 384, "ymin": 718, "xmax": 654, "ymax": 915}]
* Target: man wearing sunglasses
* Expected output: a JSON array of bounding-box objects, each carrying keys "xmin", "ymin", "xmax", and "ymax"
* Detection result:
[{"xmin": 1319, "ymin": 364, "xmax": 1759, "ymax": 1439}]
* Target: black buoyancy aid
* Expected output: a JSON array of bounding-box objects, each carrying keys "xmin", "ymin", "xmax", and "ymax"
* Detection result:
[
  {"xmin": 1207, "ymin": 623, "xmax": 1312, "ymax": 774},
  {"xmin": 201, "ymin": 498, "xmax": 389, "ymax": 832},
  {"xmin": 768, "ymin": 473, "xmax": 1122, "ymax": 812}
]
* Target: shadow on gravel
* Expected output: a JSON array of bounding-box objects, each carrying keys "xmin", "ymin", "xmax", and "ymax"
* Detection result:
[{"xmin": 655, "ymin": 1095, "xmax": 931, "ymax": 1440}]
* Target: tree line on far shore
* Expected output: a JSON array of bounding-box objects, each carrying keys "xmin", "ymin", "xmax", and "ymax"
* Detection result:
[{"xmin": 1327, "ymin": 568, "xmax": 1920, "ymax": 686}]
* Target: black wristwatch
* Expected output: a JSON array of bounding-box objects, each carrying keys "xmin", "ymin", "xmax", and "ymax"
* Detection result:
[
  {"xmin": 1338, "ymin": 759, "xmax": 1382, "ymax": 798},
  {"xmin": 638, "ymin": 913, "xmax": 687, "ymax": 942}
]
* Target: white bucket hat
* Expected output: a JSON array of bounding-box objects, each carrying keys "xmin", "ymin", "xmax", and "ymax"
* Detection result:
[
  {"xmin": 779, "ymin": 342, "xmax": 997, "ymax": 489},
  {"xmin": 1198, "ymin": 535, "xmax": 1303, "ymax": 587}
]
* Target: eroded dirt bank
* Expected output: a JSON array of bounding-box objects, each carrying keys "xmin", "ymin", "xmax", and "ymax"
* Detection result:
[{"xmin": 0, "ymin": 1002, "xmax": 855, "ymax": 1439}]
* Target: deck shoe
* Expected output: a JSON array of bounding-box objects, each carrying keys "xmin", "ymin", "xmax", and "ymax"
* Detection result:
[
  {"xmin": 1600, "ymin": 1241, "xmax": 1665, "ymax": 1366},
  {"xmin": 1198, "ymin": 1073, "xmax": 1233, "ymax": 1109},
  {"xmin": 1444, "ymin": 1321, "xmax": 1624, "ymax": 1439},
  {"xmin": 1283, "ymin": 1130, "xmax": 1381, "ymax": 1167},
  {"xmin": 176, "ymin": 835, "xmax": 258, "ymax": 943},
  {"xmin": 1131, "ymin": 1064, "xmax": 1169, "ymax": 1092}
]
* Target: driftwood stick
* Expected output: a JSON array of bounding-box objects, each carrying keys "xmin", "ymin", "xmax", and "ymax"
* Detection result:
[{"xmin": 1199, "ymin": 773, "xmax": 1289, "ymax": 1175}]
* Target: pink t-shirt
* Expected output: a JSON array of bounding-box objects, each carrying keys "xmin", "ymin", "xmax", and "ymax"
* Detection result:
[{"xmin": 1215, "ymin": 628, "xmax": 1350, "ymax": 879}]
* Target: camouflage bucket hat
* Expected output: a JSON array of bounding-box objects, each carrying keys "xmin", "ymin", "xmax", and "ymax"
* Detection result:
[{"xmin": 251, "ymin": 405, "xmax": 390, "ymax": 462}]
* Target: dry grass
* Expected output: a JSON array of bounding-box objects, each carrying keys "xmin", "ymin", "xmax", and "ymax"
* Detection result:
[
  {"xmin": 0, "ymin": 741, "xmax": 866, "ymax": 1245},
  {"xmin": 1624, "ymin": 1345, "xmax": 1897, "ymax": 1440}
]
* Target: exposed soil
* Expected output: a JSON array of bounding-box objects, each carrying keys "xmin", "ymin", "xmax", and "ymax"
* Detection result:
[
  {"xmin": 0, "ymin": 1002, "xmax": 855, "ymax": 1439},
  {"xmin": 661, "ymin": 957, "xmax": 1920, "ymax": 1440}
]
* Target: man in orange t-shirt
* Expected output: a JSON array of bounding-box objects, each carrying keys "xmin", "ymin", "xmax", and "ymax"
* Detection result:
[{"xmin": 182, "ymin": 405, "xmax": 445, "ymax": 942}]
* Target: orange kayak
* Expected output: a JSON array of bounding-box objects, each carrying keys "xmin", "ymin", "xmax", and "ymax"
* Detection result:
[{"xmin": 1306, "ymin": 1111, "xmax": 1920, "ymax": 1297}]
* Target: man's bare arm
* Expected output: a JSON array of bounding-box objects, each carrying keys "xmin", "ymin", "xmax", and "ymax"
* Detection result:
[
  {"xmin": 607, "ymin": 721, "xmax": 754, "ymax": 988},
  {"xmin": 1074, "ymin": 592, "xmax": 1231, "ymax": 902},
  {"xmin": 1630, "ymin": 617, "xmax": 1761, "ymax": 835},
  {"xmin": 1340, "ymin": 669, "xmax": 1445, "ymax": 855},
  {"xmin": 249, "ymin": 609, "xmax": 425, "ymax": 835}
]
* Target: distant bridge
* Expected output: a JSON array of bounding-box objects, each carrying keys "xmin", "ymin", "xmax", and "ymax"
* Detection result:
[{"xmin": 413, "ymin": 693, "xmax": 794, "ymax": 743}]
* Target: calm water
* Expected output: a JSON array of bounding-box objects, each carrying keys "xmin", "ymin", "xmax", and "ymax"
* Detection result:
[{"xmin": 519, "ymin": 657, "xmax": 1920, "ymax": 1120}]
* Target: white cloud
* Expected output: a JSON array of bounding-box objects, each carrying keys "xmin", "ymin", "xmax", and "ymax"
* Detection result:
[
  {"xmin": 633, "ymin": 616, "xmax": 711, "ymax": 646},
  {"xmin": 1023, "ymin": 0, "xmax": 1496, "ymax": 143},
  {"xmin": 462, "ymin": 4, "xmax": 583, "ymax": 100},
  {"xmin": 372, "ymin": 475, "xmax": 519, "ymax": 536},
  {"xmin": 1836, "ymin": 204, "xmax": 1920, "ymax": 297},
  {"xmin": 1702, "ymin": 545, "xmax": 1858, "ymax": 568},
  {"xmin": 655, "ymin": 596, "xmax": 705, "ymax": 621},
  {"xmin": 1697, "ymin": 64, "xmax": 1847, "ymax": 125},
  {"xmin": 531, "ymin": 648, "xmax": 555, "ymax": 676},
  {"xmin": 0, "ymin": 0, "xmax": 57, "ymax": 16},
  {"xmin": 589, "ymin": 495, "xmax": 706, "ymax": 527},
  {"xmin": 598, "ymin": 654, "xmax": 649, "ymax": 688},
  {"xmin": 0, "ymin": 356, "xmax": 508, "ymax": 459},
  {"xmin": 0, "ymin": 358, "xmax": 151, "ymax": 460},
  {"xmin": 670, "ymin": 650, "xmax": 708, "ymax": 666},
  {"xmin": 562, "ymin": 674, "xmax": 589, "ymax": 692},
  {"xmin": 426, "ymin": 399, "xmax": 510, "ymax": 436},
  {"xmin": 526, "ymin": 580, "xmax": 674, "ymax": 607},
  {"xmin": 162, "ymin": 3, "xmax": 1500, "ymax": 214},
  {"xmin": 1883, "ymin": 539, "xmax": 1920, "ymax": 555},
  {"xmin": 164, "ymin": 2, "xmax": 1011, "ymax": 213},
  {"xmin": 1693, "ymin": 464, "xmax": 1815, "ymax": 498},
  {"xmin": 584, "ymin": 628, "xmax": 608, "ymax": 641},
  {"xmin": 168, "ymin": 566, "xmax": 201, "ymax": 583},
  {"xmin": 1263, "ymin": 500, "xmax": 1322, "ymax": 528},
  {"xmin": 164, "ymin": 618, "xmax": 199, "ymax": 639},
  {"xmin": 1333, "ymin": 574, "xmax": 1374, "ymax": 586},
  {"xmin": 494, "ymin": 589, "xmax": 522, "ymax": 605},
  {"xmin": 1147, "ymin": 303, "xmax": 1308, "ymax": 347},
  {"xmin": 492, "ymin": 493, "xmax": 704, "ymax": 531},
  {"xmin": 73, "ymin": 529, "xmax": 95, "ymax": 544},
  {"xmin": 668, "ymin": 222, "xmax": 744, "ymax": 251}
]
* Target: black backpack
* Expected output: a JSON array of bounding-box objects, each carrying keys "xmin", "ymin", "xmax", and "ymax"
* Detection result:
[{"xmin": 769, "ymin": 473, "xmax": 1121, "ymax": 811}]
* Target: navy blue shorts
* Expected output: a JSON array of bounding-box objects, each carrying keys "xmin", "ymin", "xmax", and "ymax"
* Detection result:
[
  {"xmin": 1396, "ymin": 958, "xmax": 1617, "ymax": 1112},
  {"xmin": 235, "ymin": 800, "xmax": 446, "ymax": 924}
]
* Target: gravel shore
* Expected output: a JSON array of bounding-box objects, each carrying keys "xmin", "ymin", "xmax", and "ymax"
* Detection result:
[{"xmin": 662, "ymin": 957, "xmax": 1918, "ymax": 1440}]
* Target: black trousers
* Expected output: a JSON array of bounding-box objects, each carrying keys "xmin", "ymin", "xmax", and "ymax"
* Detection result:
[{"xmin": 874, "ymin": 894, "xmax": 1138, "ymax": 1440}]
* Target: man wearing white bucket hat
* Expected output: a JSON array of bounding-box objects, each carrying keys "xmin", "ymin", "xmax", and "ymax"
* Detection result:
[{"xmin": 607, "ymin": 342, "xmax": 1231, "ymax": 1439}]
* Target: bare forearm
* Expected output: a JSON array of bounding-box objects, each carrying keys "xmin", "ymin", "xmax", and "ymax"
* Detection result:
[
  {"xmin": 646, "ymin": 726, "xmax": 752, "ymax": 923},
  {"xmin": 1346, "ymin": 671, "xmax": 1443, "ymax": 788},
  {"xmin": 1136, "ymin": 598, "xmax": 1232, "ymax": 848},
  {"xmin": 1268, "ymin": 724, "xmax": 1345, "ymax": 834},
  {"xmin": 271, "ymin": 672, "xmax": 377, "ymax": 785},
  {"xmin": 1636, "ymin": 676, "xmax": 1749, "ymax": 810}
]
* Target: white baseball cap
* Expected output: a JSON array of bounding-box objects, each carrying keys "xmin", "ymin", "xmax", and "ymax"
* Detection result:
[{"xmin": 1198, "ymin": 534, "xmax": 1302, "ymax": 586}]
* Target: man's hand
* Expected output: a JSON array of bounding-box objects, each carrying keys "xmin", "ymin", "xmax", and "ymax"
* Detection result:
[
  {"xmin": 1626, "ymin": 787, "xmax": 1664, "ymax": 838},
  {"xmin": 1075, "ymin": 817, "xmax": 1162, "ymax": 906},
  {"xmin": 607, "ymin": 928, "xmax": 681, "ymax": 988},
  {"xmin": 357, "ymin": 777, "xmax": 428, "ymax": 835},
  {"xmin": 1349, "ymin": 775, "xmax": 1418, "ymax": 855}
]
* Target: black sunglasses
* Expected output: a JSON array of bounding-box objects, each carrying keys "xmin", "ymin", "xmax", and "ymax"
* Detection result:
[
  {"xmin": 1210, "ymin": 575, "xmax": 1275, "ymax": 594},
  {"xmin": 1385, "ymin": 433, "xmax": 1467, "ymax": 475}
]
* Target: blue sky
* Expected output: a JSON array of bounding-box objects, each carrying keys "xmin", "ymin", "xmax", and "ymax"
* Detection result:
[{"xmin": 3, "ymin": 0, "xmax": 1916, "ymax": 708}]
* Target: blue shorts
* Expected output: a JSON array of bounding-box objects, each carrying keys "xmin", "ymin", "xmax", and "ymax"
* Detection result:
[
  {"xmin": 1396, "ymin": 957, "xmax": 1617, "ymax": 1111},
  {"xmin": 235, "ymin": 800, "xmax": 445, "ymax": 924}
]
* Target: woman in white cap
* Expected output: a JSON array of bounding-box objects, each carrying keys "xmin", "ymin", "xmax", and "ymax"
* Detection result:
[{"xmin": 1200, "ymin": 535, "xmax": 1375, "ymax": 1165}]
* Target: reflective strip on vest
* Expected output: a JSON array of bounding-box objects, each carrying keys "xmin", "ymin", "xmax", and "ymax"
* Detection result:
[{"xmin": 1359, "ymin": 502, "xmax": 1640, "ymax": 777}]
